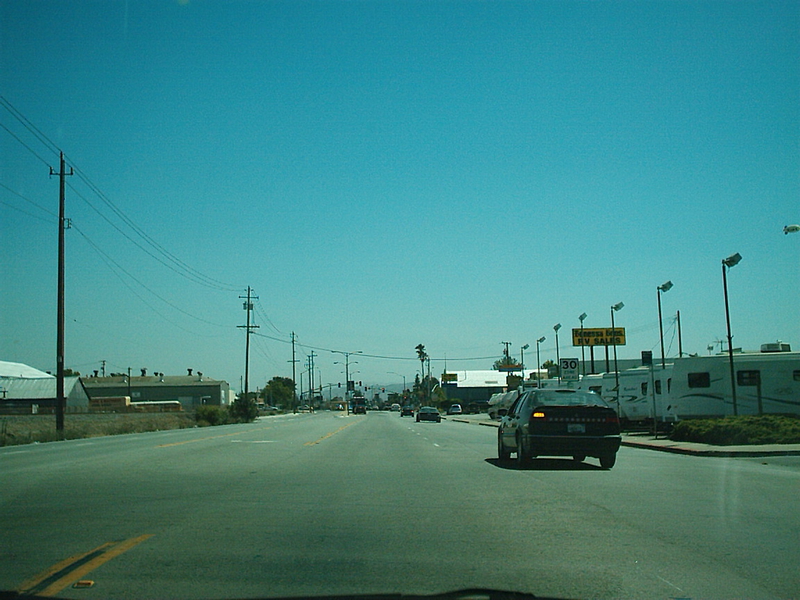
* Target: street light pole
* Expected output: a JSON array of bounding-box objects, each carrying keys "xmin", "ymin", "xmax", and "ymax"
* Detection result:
[
  {"xmin": 536, "ymin": 337, "xmax": 545, "ymax": 388},
  {"xmin": 657, "ymin": 281, "xmax": 673, "ymax": 369},
  {"xmin": 578, "ymin": 313, "xmax": 587, "ymax": 376},
  {"xmin": 520, "ymin": 344, "xmax": 529, "ymax": 374},
  {"xmin": 611, "ymin": 302, "xmax": 624, "ymax": 415},
  {"xmin": 553, "ymin": 324, "xmax": 562, "ymax": 383},
  {"xmin": 722, "ymin": 253, "xmax": 742, "ymax": 415}
]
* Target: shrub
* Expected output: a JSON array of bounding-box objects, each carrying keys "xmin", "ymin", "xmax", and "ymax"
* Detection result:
[
  {"xmin": 195, "ymin": 405, "xmax": 228, "ymax": 427},
  {"xmin": 670, "ymin": 415, "xmax": 800, "ymax": 445}
]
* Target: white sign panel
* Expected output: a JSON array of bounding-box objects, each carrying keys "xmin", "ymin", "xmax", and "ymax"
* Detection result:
[{"xmin": 560, "ymin": 358, "xmax": 580, "ymax": 381}]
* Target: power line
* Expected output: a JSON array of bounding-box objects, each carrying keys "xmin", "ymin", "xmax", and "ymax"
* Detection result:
[
  {"xmin": 1, "ymin": 96, "xmax": 242, "ymax": 292},
  {"xmin": 73, "ymin": 224, "xmax": 230, "ymax": 330},
  {"xmin": 0, "ymin": 96, "xmax": 61, "ymax": 157},
  {"xmin": 0, "ymin": 181, "xmax": 57, "ymax": 217},
  {"xmin": 0, "ymin": 121, "xmax": 54, "ymax": 167}
]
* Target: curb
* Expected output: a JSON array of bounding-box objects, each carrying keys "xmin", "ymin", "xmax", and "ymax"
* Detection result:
[
  {"xmin": 448, "ymin": 416, "xmax": 800, "ymax": 457},
  {"xmin": 620, "ymin": 439, "xmax": 800, "ymax": 457}
]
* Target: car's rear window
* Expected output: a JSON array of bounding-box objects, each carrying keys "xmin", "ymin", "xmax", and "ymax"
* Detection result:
[{"xmin": 532, "ymin": 391, "xmax": 608, "ymax": 408}]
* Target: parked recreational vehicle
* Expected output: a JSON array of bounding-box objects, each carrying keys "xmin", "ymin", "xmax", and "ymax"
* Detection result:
[
  {"xmin": 575, "ymin": 373, "xmax": 603, "ymax": 395},
  {"xmin": 667, "ymin": 351, "xmax": 800, "ymax": 419},
  {"xmin": 487, "ymin": 390, "xmax": 520, "ymax": 420},
  {"xmin": 599, "ymin": 366, "xmax": 677, "ymax": 425}
]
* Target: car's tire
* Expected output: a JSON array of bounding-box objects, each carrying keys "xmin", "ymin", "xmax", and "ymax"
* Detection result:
[
  {"xmin": 516, "ymin": 434, "xmax": 529, "ymax": 466},
  {"xmin": 498, "ymin": 434, "xmax": 510, "ymax": 461},
  {"xmin": 572, "ymin": 455, "xmax": 586, "ymax": 463},
  {"xmin": 599, "ymin": 453, "xmax": 617, "ymax": 470}
]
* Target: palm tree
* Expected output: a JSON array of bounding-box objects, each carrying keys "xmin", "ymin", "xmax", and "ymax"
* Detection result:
[{"xmin": 415, "ymin": 344, "xmax": 428, "ymax": 401}]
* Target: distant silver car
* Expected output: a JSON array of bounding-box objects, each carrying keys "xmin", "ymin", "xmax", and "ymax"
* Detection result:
[{"xmin": 447, "ymin": 403, "xmax": 462, "ymax": 415}]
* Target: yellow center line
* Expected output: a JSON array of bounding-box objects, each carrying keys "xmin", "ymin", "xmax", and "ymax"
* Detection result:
[
  {"xmin": 304, "ymin": 419, "xmax": 359, "ymax": 446},
  {"xmin": 18, "ymin": 534, "xmax": 154, "ymax": 597},
  {"xmin": 157, "ymin": 426, "xmax": 273, "ymax": 447}
]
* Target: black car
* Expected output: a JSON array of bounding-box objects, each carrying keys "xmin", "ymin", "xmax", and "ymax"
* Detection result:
[
  {"xmin": 400, "ymin": 406, "xmax": 414, "ymax": 417},
  {"xmin": 416, "ymin": 406, "xmax": 441, "ymax": 423},
  {"xmin": 352, "ymin": 401, "xmax": 367, "ymax": 414},
  {"xmin": 498, "ymin": 389, "xmax": 621, "ymax": 469}
]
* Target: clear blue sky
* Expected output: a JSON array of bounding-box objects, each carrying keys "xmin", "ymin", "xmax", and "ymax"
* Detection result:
[{"xmin": 1, "ymin": 0, "xmax": 798, "ymax": 392}]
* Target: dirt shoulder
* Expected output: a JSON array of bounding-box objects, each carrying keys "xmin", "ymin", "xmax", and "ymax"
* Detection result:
[{"xmin": 0, "ymin": 413, "xmax": 196, "ymax": 447}]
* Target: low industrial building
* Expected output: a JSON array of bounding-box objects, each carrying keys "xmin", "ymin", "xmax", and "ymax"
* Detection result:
[
  {"xmin": 0, "ymin": 361, "xmax": 90, "ymax": 414},
  {"xmin": 82, "ymin": 372, "xmax": 231, "ymax": 410}
]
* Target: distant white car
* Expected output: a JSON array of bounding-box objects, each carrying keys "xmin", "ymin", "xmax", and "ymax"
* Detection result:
[
  {"xmin": 390, "ymin": 403, "xmax": 401, "ymax": 412},
  {"xmin": 447, "ymin": 403, "xmax": 462, "ymax": 415}
]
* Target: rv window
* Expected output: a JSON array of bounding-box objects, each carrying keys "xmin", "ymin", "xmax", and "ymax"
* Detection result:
[
  {"xmin": 794, "ymin": 370, "xmax": 800, "ymax": 382},
  {"xmin": 737, "ymin": 370, "xmax": 760, "ymax": 386},
  {"xmin": 688, "ymin": 372, "xmax": 710, "ymax": 388},
  {"xmin": 655, "ymin": 380, "xmax": 662, "ymax": 395},
  {"xmin": 641, "ymin": 382, "xmax": 647, "ymax": 395},
  {"xmin": 667, "ymin": 378, "xmax": 671, "ymax": 393}
]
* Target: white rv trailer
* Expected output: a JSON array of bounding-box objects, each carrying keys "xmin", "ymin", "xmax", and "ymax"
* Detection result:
[
  {"xmin": 598, "ymin": 366, "xmax": 677, "ymax": 424},
  {"xmin": 575, "ymin": 373, "xmax": 603, "ymax": 395},
  {"xmin": 667, "ymin": 351, "xmax": 800, "ymax": 419},
  {"xmin": 487, "ymin": 389, "xmax": 520, "ymax": 420},
  {"xmin": 486, "ymin": 378, "xmax": 581, "ymax": 419}
]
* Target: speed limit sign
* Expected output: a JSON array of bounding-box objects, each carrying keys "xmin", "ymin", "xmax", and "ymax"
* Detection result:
[{"xmin": 560, "ymin": 358, "xmax": 580, "ymax": 381}]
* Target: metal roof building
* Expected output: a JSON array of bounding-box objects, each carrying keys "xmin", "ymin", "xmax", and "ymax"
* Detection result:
[
  {"xmin": 0, "ymin": 375, "xmax": 90, "ymax": 414},
  {"xmin": 83, "ymin": 373, "xmax": 231, "ymax": 409}
]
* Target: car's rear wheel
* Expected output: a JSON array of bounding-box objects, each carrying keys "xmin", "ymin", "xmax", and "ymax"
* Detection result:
[
  {"xmin": 516, "ymin": 434, "xmax": 529, "ymax": 466},
  {"xmin": 599, "ymin": 453, "xmax": 617, "ymax": 469},
  {"xmin": 498, "ymin": 434, "xmax": 510, "ymax": 461}
]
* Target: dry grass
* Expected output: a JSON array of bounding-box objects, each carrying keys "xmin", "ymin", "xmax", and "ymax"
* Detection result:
[{"xmin": 0, "ymin": 413, "xmax": 196, "ymax": 447}]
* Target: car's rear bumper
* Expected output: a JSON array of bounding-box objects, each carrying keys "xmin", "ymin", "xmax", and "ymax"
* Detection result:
[{"xmin": 523, "ymin": 434, "xmax": 621, "ymax": 457}]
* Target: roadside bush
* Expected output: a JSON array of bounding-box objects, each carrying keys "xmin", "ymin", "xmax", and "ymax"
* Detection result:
[
  {"xmin": 195, "ymin": 405, "xmax": 228, "ymax": 427},
  {"xmin": 670, "ymin": 415, "xmax": 800, "ymax": 445},
  {"xmin": 228, "ymin": 397, "xmax": 258, "ymax": 423}
]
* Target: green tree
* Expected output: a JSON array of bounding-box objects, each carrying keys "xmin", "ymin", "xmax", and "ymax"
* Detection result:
[
  {"xmin": 541, "ymin": 359, "xmax": 556, "ymax": 378},
  {"xmin": 261, "ymin": 376, "xmax": 295, "ymax": 408},
  {"xmin": 492, "ymin": 356, "xmax": 522, "ymax": 370}
]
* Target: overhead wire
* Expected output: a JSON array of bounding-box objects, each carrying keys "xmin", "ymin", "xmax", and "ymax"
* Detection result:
[
  {"xmin": 1, "ymin": 95, "xmax": 242, "ymax": 293},
  {"xmin": 72, "ymin": 223, "xmax": 231, "ymax": 331}
]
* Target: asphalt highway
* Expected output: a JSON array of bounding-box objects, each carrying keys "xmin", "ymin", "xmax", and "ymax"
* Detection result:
[{"xmin": 1, "ymin": 411, "xmax": 798, "ymax": 599}]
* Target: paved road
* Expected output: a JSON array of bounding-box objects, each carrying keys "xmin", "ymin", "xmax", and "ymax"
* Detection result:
[{"xmin": 1, "ymin": 411, "xmax": 798, "ymax": 599}]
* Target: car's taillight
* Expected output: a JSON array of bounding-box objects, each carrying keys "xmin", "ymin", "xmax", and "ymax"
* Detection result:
[{"xmin": 532, "ymin": 411, "xmax": 546, "ymax": 419}]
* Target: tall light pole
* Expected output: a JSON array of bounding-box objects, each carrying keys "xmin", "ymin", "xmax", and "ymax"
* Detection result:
[
  {"xmin": 611, "ymin": 302, "xmax": 624, "ymax": 413},
  {"xmin": 578, "ymin": 313, "xmax": 587, "ymax": 376},
  {"xmin": 536, "ymin": 337, "xmax": 545, "ymax": 388},
  {"xmin": 520, "ymin": 344, "xmax": 529, "ymax": 373},
  {"xmin": 332, "ymin": 350, "xmax": 362, "ymax": 415},
  {"xmin": 657, "ymin": 281, "xmax": 673, "ymax": 369},
  {"xmin": 388, "ymin": 371, "xmax": 406, "ymax": 393},
  {"xmin": 722, "ymin": 252, "xmax": 742, "ymax": 415},
  {"xmin": 553, "ymin": 324, "xmax": 562, "ymax": 383}
]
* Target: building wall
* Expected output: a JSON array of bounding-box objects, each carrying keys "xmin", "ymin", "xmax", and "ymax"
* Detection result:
[{"xmin": 84, "ymin": 376, "xmax": 230, "ymax": 409}]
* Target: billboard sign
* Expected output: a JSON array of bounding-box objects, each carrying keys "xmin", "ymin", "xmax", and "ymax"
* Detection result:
[{"xmin": 572, "ymin": 327, "xmax": 626, "ymax": 346}]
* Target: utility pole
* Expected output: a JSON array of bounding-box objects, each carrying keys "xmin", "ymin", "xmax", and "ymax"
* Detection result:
[
  {"xmin": 309, "ymin": 351, "xmax": 317, "ymax": 407},
  {"xmin": 51, "ymin": 152, "xmax": 72, "ymax": 434},
  {"xmin": 237, "ymin": 287, "xmax": 259, "ymax": 403},
  {"xmin": 290, "ymin": 332, "xmax": 298, "ymax": 412},
  {"xmin": 101, "ymin": 359, "xmax": 106, "ymax": 378}
]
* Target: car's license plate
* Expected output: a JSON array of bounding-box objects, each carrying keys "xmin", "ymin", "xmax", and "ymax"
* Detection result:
[{"xmin": 567, "ymin": 423, "xmax": 585, "ymax": 433}]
